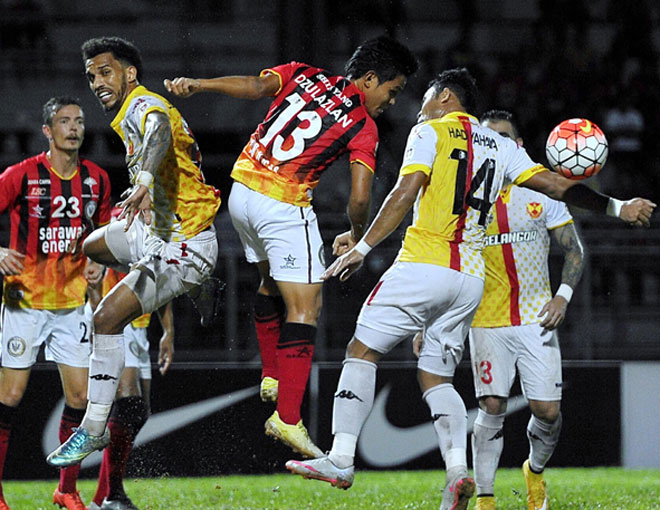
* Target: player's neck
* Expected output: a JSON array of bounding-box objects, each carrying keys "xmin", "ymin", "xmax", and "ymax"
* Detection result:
[{"xmin": 46, "ymin": 147, "xmax": 79, "ymax": 178}]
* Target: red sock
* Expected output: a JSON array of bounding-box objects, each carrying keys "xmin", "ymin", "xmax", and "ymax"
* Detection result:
[
  {"xmin": 276, "ymin": 322, "xmax": 316, "ymax": 424},
  {"xmin": 58, "ymin": 405, "xmax": 85, "ymax": 493},
  {"xmin": 93, "ymin": 448, "xmax": 110, "ymax": 506},
  {"xmin": 254, "ymin": 293, "xmax": 285, "ymax": 380},
  {"xmin": 0, "ymin": 403, "xmax": 15, "ymax": 500},
  {"xmin": 103, "ymin": 397, "xmax": 148, "ymax": 500}
]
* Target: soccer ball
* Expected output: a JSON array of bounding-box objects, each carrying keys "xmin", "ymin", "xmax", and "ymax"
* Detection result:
[{"xmin": 545, "ymin": 118, "xmax": 608, "ymax": 179}]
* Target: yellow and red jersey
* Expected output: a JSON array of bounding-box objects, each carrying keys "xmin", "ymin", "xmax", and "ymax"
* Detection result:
[
  {"xmin": 231, "ymin": 62, "xmax": 378, "ymax": 206},
  {"xmin": 102, "ymin": 267, "xmax": 150, "ymax": 328},
  {"xmin": 0, "ymin": 152, "xmax": 111, "ymax": 309},
  {"xmin": 111, "ymin": 85, "xmax": 220, "ymax": 242},
  {"xmin": 471, "ymin": 185, "xmax": 573, "ymax": 327},
  {"xmin": 396, "ymin": 112, "xmax": 547, "ymax": 279}
]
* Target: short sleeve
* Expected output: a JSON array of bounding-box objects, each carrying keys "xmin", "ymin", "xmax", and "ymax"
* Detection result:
[
  {"xmin": 501, "ymin": 140, "xmax": 547, "ymax": 186},
  {"xmin": 347, "ymin": 117, "xmax": 378, "ymax": 172},
  {"xmin": 260, "ymin": 62, "xmax": 305, "ymax": 96},
  {"xmin": 399, "ymin": 123, "xmax": 437, "ymax": 177},
  {"xmin": 0, "ymin": 164, "xmax": 21, "ymax": 213},
  {"xmin": 545, "ymin": 196, "xmax": 573, "ymax": 230}
]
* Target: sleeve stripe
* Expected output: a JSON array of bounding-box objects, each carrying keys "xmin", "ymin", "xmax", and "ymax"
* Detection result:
[
  {"xmin": 547, "ymin": 218, "xmax": 574, "ymax": 230},
  {"xmin": 400, "ymin": 163, "xmax": 432, "ymax": 176},
  {"xmin": 350, "ymin": 158, "xmax": 375, "ymax": 173},
  {"xmin": 260, "ymin": 69, "xmax": 284, "ymax": 96},
  {"xmin": 513, "ymin": 164, "xmax": 548, "ymax": 186}
]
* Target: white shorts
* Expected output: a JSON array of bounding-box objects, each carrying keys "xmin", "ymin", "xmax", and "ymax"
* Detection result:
[
  {"xmin": 124, "ymin": 324, "xmax": 151, "ymax": 380},
  {"xmin": 228, "ymin": 182, "xmax": 325, "ymax": 283},
  {"xmin": 355, "ymin": 262, "xmax": 483, "ymax": 376},
  {"xmin": 104, "ymin": 217, "xmax": 218, "ymax": 314},
  {"xmin": 0, "ymin": 304, "xmax": 91, "ymax": 369},
  {"xmin": 469, "ymin": 323, "xmax": 562, "ymax": 401}
]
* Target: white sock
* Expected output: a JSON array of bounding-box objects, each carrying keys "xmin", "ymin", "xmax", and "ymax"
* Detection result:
[
  {"xmin": 423, "ymin": 383, "xmax": 468, "ymax": 472},
  {"xmin": 527, "ymin": 413, "xmax": 562, "ymax": 472},
  {"xmin": 82, "ymin": 333, "xmax": 124, "ymax": 435},
  {"xmin": 471, "ymin": 409, "xmax": 505, "ymax": 495},
  {"xmin": 329, "ymin": 358, "xmax": 376, "ymax": 468}
]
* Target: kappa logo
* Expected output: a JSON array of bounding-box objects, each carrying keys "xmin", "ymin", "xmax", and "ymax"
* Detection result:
[
  {"xmin": 89, "ymin": 373, "xmax": 118, "ymax": 381},
  {"xmin": 43, "ymin": 385, "xmax": 260, "ymax": 468},
  {"xmin": 335, "ymin": 389, "xmax": 363, "ymax": 402},
  {"xmin": 358, "ymin": 384, "xmax": 528, "ymax": 467}
]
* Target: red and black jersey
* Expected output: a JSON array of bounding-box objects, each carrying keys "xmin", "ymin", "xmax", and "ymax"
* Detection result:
[
  {"xmin": 231, "ymin": 62, "xmax": 378, "ymax": 206},
  {"xmin": 0, "ymin": 152, "xmax": 112, "ymax": 309}
]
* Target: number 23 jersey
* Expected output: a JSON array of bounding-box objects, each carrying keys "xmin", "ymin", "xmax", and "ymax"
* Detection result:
[
  {"xmin": 231, "ymin": 62, "xmax": 378, "ymax": 207},
  {"xmin": 397, "ymin": 112, "xmax": 546, "ymax": 280},
  {"xmin": 0, "ymin": 152, "xmax": 111, "ymax": 309}
]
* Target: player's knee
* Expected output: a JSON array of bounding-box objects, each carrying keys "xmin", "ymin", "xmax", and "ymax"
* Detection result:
[
  {"xmin": 0, "ymin": 386, "xmax": 26, "ymax": 408},
  {"xmin": 93, "ymin": 302, "xmax": 122, "ymax": 335},
  {"xmin": 530, "ymin": 401, "xmax": 560, "ymax": 423},
  {"xmin": 480, "ymin": 396, "xmax": 507, "ymax": 415},
  {"xmin": 65, "ymin": 392, "xmax": 88, "ymax": 409}
]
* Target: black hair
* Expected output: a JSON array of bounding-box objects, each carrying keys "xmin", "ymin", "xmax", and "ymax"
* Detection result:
[
  {"xmin": 81, "ymin": 37, "xmax": 144, "ymax": 82},
  {"xmin": 42, "ymin": 96, "xmax": 81, "ymax": 126},
  {"xmin": 481, "ymin": 109, "xmax": 520, "ymax": 139},
  {"xmin": 344, "ymin": 36, "xmax": 418, "ymax": 82},
  {"xmin": 428, "ymin": 68, "xmax": 479, "ymax": 114}
]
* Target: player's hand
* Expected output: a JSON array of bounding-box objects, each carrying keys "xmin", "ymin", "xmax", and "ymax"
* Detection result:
[
  {"xmin": 163, "ymin": 77, "xmax": 201, "ymax": 98},
  {"xmin": 158, "ymin": 333, "xmax": 174, "ymax": 375},
  {"xmin": 538, "ymin": 295, "xmax": 568, "ymax": 331},
  {"xmin": 0, "ymin": 247, "xmax": 25, "ymax": 275},
  {"xmin": 620, "ymin": 198, "xmax": 656, "ymax": 227},
  {"xmin": 117, "ymin": 185, "xmax": 152, "ymax": 230},
  {"xmin": 412, "ymin": 331, "xmax": 423, "ymax": 358},
  {"xmin": 321, "ymin": 248, "xmax": 364, "ymax": 282},
  {"xmin": 332, "ymin": 231, "xmax": 356, "ymax": 256},
  {"xmin": 84, "ymin": 260, "xmax": 105, "ymax": 287}
]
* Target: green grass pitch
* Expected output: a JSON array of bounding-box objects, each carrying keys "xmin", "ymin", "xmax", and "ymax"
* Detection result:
[{"xmin": 4, "ymin": 468, "xmax": 660, "ymax": 509}]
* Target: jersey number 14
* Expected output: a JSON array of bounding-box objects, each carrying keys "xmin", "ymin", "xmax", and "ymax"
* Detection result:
[{"xmin": 450, "ymin": 148, "xmax": 496, "ymax": 227}]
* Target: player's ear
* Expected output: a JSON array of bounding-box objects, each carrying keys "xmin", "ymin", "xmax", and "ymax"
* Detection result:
[
  {"xmin": 362, "ymin": 70, "xmax": 380, "ymax": 88},
  {"xmin": 126, "ymin": 65, "xmax": 138, "ymax": 84},
  {"xmin": 516, "ymin": 136, "xmax": 524, "ymax": 147},
  {"xmin": 42, "ymin": 124, "xmax": 52, "ymax": 141},
  {"xmin": 439, "ymin": 87, "xmax": 452, "ymax": 103}
]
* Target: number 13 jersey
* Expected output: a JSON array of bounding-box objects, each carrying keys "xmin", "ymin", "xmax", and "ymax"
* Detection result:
[
  {"xmin": 397, "ymin": 112, "xmax": 546, "ymax": 279},
  {"xmin": 230, "ymin": 62, "xmax": 378, "ymax": 207}
]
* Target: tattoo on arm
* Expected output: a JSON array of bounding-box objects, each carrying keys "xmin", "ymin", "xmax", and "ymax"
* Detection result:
[
  {"xmin": 141, "ymin": 112, "xmax": 173, "ymax": 178},
  {"xmin": 552, "ymin": 223, "xmax": 585, "ymax": 289}
]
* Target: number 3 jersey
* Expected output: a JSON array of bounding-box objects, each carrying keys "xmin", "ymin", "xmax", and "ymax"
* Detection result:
[
  {"xmin": 396, "ymin": 112, "xmax": 546, "ymax": 279},
  {"xmin": 0, "ymin": 153, "xmax": 112, "ymax": 309},
  {"xmin": 231, "ymin": 62, "xmax": 379, "ymax": 207},
  {"xmin": 472, "ymin": 185, "xmax": 573, "ymax": 327}
]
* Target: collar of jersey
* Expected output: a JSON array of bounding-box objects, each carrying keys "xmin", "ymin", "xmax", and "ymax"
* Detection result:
[
  {"xmin": 39, "ymin": 152, "xmax": 79, "ymax": 181},
  {"xmin": 111, "ymin": 85, "xmax": 149, "ymax": 129},
  {"xmin": 442, "ymin": 111, "xmax": 478, "ymax": 124}
]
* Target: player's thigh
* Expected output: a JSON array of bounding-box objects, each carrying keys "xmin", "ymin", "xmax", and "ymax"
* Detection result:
[
  {"xmin": 515, "ymin": 323, "xmax": 562, "ymax": 401},
  {"xmin": 228, "ymin": 182, "xmax": 268, "ymax": 264},
  {"xmin": 355, "ymin": 262, "xmax": 473, "ymax": 355},
  {"xmin": 417, "ymin": 270, "xmax": 483, "ymax": 377},
  {"xmin": 469, "ymin": 326, "xmax": 518, "ymax": 399},
  {"xmin": 124, "ymin": 324, "xmax": 151, "ymax": 383},
  {"xmin": 45, "ymin": 305, "xmax": 91, "ymax": 368},
  {"xmin": 94, "ymin": 217, "xmax": 145, "ymax": 271},
  {"xmin": 57, "ymin": 363, "xmax": 89, "ymax": 408},
  {"xmin": 125, "ymin": 228, "xmax": 218, "ymax": 315},
  {"xmin": 2, "ymin": 306, "xmax": 53, "ymax": 369}
]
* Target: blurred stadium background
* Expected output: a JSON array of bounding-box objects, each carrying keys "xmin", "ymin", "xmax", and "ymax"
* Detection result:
[{"xmin": 1, "ymin": 0, "xmax": 660, "ymax": 478}]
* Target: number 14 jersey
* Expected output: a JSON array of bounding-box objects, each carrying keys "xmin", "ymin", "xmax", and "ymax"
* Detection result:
[
  {"xmin": 230, "ymin": 62, "xmax": 378, "ymax": 207},
  {"xmin": 397, "ymin": 112, "xmax": 546, "ymax": 280}
]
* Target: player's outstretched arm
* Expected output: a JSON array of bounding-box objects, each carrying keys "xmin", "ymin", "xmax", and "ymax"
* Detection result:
[
  {"xmin": 0, "ymin": 247, "xmax": 25, "ymax": 275},
  {"xmin": 164, "ymin": 73, "xmax": 280, "ymax": 100},
  {"xmin": 539, "ymin": 223, "xmax": 586, "ymax": 330},
  {"xmin": 521, "ymin": 170, "xmax": 656, "ymax": 227},
  {"xmin": 322, "ymin": 171, "xmax": 427, "ymax": 282}
]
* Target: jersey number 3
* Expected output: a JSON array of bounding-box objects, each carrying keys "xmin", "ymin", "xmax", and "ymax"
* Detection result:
[
  {"xmin": 260, "ymin": 93, "xmax": 322, "ymax": 162},
  {"xmin": 451, "ymin": 148, "xmax": 495, "ymax": 226}
]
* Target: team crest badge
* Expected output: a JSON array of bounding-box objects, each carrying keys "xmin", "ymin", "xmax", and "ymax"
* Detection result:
[
  {"xmin": 85, "ymin": 201, "xmax": 97, "ymax": 219},
  {"xmin": 7, "ymin": 337, "xmax": 26, "ymax": 357},
  {"xmin": 526, "ymin": 202, "xmax": 543, "ymax": 219}
]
